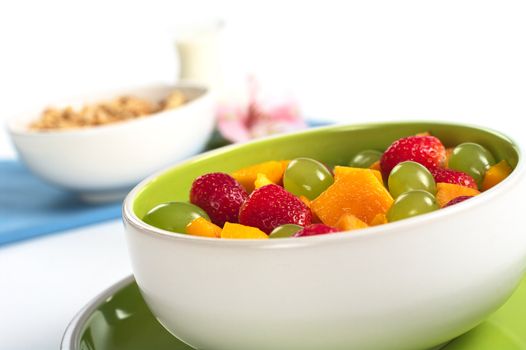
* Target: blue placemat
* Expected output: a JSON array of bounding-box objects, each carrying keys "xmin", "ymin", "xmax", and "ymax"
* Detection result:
[
  {"xmin": 0, "ymin": 121, "xmax": 331, "ymax": 246},
  {"xmin": 0, "ymin": 160, "xmax": 123, "ymax": 246}
]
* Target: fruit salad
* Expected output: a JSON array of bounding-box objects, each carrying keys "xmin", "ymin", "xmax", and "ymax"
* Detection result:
[{"xmin": 142, "ymin": 133, "xmax": 513, "ymax": 239}]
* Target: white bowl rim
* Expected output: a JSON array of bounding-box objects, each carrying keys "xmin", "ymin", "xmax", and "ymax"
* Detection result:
[
  {"xmin": 6, "ymin": 81, "xmax": 210, "ymax": 137},
  {"xmin": 122, "ymin": 120, "xmax": 525, "ymax": 248}
]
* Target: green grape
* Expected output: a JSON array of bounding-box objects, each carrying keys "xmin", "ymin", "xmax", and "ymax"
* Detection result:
[
  {"xmin": 283, "ymin": 158, "xmax": 334, "ymax": 200},
  {"xmin": 387, "ymin": 190, "xmax": 439, "ymax": 222},
  {"xmin": 348, "ymin": 150, "xmax": 383, "ymax": 168},
  {"xmin": 448, "ymin": 142, "xmax": 496, "ymax": 186},
  {"xmin": 269, "ymin": 224, "xmax": 302, "ymax": 238},
  {"xmin": 388, "ymin": 161, "xmax": 436, "ymax": 198},
  {"xmin": 142, "ymin": 202, "xmax": 209, "ymax": 233}
]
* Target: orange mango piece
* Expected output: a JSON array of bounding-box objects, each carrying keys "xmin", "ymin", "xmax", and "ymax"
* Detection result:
[
  {"xmin": 436, "ymin": 183, "xmax": 480, "ymax": 207},
  {"xmin": 370, "ymin": 213, "xmax": 388, "ymax": 226},
  {"xmin": 280, "ymin": 160, "xmax": 291, "ymax": 173},
  {"xmin": 232, "ymin": 160, "xmax": 288, "ymax": 192},
  {"xmin": 220, "ymin": 222, "xmax": 269, "ymax": 239},
  {"xmin": 299, "ymin": 195, "xmax": 311, "ymax": 208},
  {"xmin": 415, "ymin": 131, "xmax": 431, "ymax": 137},
  {"xmin": 482, "ymin": 160, "xmax": 512, "ymax": 191},
  {"xmin": 336, "ymin": 214, "xmax": 368, "ymax": 231},
  {"xmin": 333, "ymin": 166, "xmax": 384, "ymax": 186},
  {"xmin": 372, "ymin": 169, "xmax": 383, "ymax": 185},
  {"xmin": 308, "ymin": 198, "xmax": 323, "ymax": 223},
  {"xmin": 369, "ymin": 160, "xmax": 381, "ymax": 172},
  {"xmin": 254, "ymin": 173, "xmax": 275, "ymax": 189},
  {"xmin": 186, "ymin": 217, "xmax": 222, "ymax": 238},
  {"xmin": 311, "ymin": 169, "xmax": 394, "ymax": 225}
]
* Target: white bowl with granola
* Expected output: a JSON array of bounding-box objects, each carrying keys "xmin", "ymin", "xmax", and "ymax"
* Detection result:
[{"xmin": 7, "ymin": 82, "xmax": 215, "ymax": 202}]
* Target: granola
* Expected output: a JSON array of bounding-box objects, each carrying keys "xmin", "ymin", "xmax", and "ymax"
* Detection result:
[{"xmin": 30, "ymin": 90, "xmax": 187, "ymax": 130}]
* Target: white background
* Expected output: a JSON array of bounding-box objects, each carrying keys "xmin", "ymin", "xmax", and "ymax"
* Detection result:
[{"xmin": 1, "ymin": 1, "xmax": 526, "ymax": 349}]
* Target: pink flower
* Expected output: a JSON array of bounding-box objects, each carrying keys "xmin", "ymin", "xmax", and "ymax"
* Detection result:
[{"xmin": 217, "ymin": 77, "xmax": 306, "ymax": 143}]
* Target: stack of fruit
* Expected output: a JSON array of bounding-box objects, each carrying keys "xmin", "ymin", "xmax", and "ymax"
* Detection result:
[{"xmin": 143, "ymin": 133, "xmax": 513, "ymax": 239}]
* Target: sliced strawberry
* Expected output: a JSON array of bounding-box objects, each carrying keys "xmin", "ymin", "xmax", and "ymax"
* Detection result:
[
  {"xmin": 380, "ymin": 135, "xmax": 445, "ymax": 178},
  {"xmin": 190, "ymin": 173, "xmax": 248, "ymax": 227},
  {"xmin": 431, "ymin": 168, "xmax": 478, "ymax": 190},
  {"xmin": 294, "ymin": 224, "xmax": 340, "ymax": 237},
  {"xmin": 239, "ymin": 184, "xmax": 311, "ymax": 234},
  {"xmin": 444, "ymin": 196, "xmax": 473, "ymax": 207}
]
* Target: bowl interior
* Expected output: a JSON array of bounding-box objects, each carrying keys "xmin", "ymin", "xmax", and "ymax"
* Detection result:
[{"xmin": 132, "ymin": 122, "xmax": 520, "ymax": 220}]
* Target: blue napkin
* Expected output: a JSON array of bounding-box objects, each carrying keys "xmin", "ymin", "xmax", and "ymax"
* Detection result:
[{"xmin": 0, "ymin": 160, "xmax": 123, "ymax": 246}]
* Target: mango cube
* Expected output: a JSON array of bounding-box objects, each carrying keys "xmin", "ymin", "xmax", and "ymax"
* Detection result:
[{"xmin": 221, "ymin": 222, "xmax": 269, "ymax": 239}]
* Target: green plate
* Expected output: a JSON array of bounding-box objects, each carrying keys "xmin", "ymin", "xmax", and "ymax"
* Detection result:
[{"xmin": 62, "ymin": 275, "xmax": 526, "ymax": 350}]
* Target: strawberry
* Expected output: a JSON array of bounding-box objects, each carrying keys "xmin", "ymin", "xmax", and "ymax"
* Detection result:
[
  {"xmin": 190, "ymin": 173, "xmax": 248, "ymax": 227},
  {"xmin": 239, "ymin": 184, "xmax": 312, "ymax": 234},
  {"xmin": 444, "ymin": 195, "xmax": 473, "ymax": 207},
  {"xmin": 380, "ymin": 136, "xmax": 446, "ymax": 178},
  {"xmin": 294, "ymin": 224, "xmax": 340, "ymax": 237},
  {"xmin": 431, "ymin": 168, "xmax": 478, "ymax": 190}
]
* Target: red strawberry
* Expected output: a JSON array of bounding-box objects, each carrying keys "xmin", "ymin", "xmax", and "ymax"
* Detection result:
[
  {"xmin": 190, "ymin": 173, "xmax": 248, "ymax": 227},
  {"xmin": 294, "ymin": 224, "xmax": 340, "ymax": 237},
  {"xmin": 444, "ymin": 196, "xmax": 473, "ymax": 207},
  {"xmin": 380, "ymin": 136, "xmax": 446, "ymax": 178},
  {"xmin": 239, "ymin": 184, "xmax": 312, "ymax": 234},
  {"xmin": 431, "ymin": 168, "xmax": 478, "ymax": 190}
]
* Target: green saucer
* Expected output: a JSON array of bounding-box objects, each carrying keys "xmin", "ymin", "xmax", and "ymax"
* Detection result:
[{"xmin": 62, "ymin": 276, "xmax": 526, "ymax": 350}]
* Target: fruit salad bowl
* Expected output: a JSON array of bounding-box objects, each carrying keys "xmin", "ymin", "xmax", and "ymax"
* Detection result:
[{"xmin": 123, "ymin": 122, "xmax": 525, "ymax": 350}]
